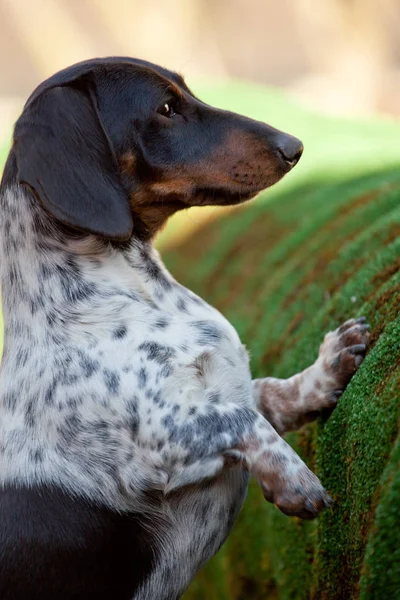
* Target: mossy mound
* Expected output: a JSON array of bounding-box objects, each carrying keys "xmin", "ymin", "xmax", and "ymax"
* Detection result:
[
  {"xmin": 1, "ymin": 83, "xmax": 399, "ymax": 599},
  {"xmin": 162, "ymin": 84, "xmax": 400, "ymax": 599}
]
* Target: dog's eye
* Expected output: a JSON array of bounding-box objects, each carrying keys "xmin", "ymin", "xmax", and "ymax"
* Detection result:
[{"xmin": 158, "ymin": 102, "xmax": 176, "ymax": 118}]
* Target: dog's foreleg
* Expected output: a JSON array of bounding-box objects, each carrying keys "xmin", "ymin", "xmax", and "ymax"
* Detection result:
[
  {"xmin": 154, "ymin": 402, "xmax": 331, "ymax": 519},
  {"xmin": 253, "ymin": 318, "xmax": 370, "ymax": 435}
]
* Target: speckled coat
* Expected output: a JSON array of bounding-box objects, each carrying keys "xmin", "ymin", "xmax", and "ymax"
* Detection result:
[{"xmin": 0, "ymin": 57, "xmax": 369, "ymax": 600}]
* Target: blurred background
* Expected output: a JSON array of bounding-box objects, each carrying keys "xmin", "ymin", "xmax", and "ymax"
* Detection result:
[
  {"xmin": 1, "ymin": 0, "xmax": 399, "ymax": 247},
  {"xmin": 0, "ymin": 4, "xmax": 400, "ymax": 597},
  {"xmin": 1, "ymin": 0, "xmax": 400, "ymax": 140}
]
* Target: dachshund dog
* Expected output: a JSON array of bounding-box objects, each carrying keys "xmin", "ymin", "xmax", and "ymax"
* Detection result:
[{"xmin": 0, "ymin": 57, "xmax": 369, "ymax": 599}]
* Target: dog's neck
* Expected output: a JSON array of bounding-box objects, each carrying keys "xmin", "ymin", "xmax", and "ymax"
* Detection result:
[{"xmin": 0, "ymin": 186, "xmax": 177, "ymax": 348}]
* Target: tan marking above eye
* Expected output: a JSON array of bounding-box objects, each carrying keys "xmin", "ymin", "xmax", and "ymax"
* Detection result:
[{"xmin": 120, "ymin": 152, "xmax": 136, "ymax": 174}]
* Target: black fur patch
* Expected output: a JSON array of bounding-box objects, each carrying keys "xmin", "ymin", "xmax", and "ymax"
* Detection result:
[{"xmin": 0, "ymin": 485, "xmax": 156, "ymax": 600}]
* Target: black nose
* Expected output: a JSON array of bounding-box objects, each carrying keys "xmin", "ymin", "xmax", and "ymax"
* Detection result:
[{"xmin": 276, "ymin": 134, "xmax": 304, "ymax": 168}]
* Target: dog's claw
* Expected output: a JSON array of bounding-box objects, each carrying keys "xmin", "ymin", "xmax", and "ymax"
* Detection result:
[
  {"xmin": 349, "ymin": 343, "xmax": 367, "ymax": 355},
  {"xmin": 355, "ymin": 355, "xmax": 364, "ymax": 367},
  {"xmin": 356, "ymin": 316, "xmax": 367, "ymax": 324}
]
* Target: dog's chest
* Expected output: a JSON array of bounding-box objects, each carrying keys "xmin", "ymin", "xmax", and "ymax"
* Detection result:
[
  {"xmin": 101, "ymin": 277, "xmax": 254, "ymax": 419},
  {"xmin": 0, "ymin": 273, "xmax": 253, "ymax": 494},
  {"xmin": 0, "ymin": 234, "xmax": 254, "ymax": 598}
]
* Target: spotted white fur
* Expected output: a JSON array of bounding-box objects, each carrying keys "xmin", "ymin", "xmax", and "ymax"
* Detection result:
[{"xmin": 0, "ymin": 186, "xmax": 369, "ymax": 599}]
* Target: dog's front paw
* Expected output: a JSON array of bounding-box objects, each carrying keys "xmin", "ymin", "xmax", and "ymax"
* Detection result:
[
  {"xmin": 261, "ymin": 467, "xmax": 331, "ymax": 520},
  {"xmin": 317, "ymin": 316, "xmax": 370, "ymax": 404}
]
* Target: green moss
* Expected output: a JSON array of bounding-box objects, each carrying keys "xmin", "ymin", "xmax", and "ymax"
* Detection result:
[
  {"xmin": 166, "ymin": 84, "xmax": 400, "ymax": 599},
  {"xmin": 359, "ymin": 435, "xmax": 400, "ymax": 599},
  {"xmin": 313, "ymin": 320, "xmax": 400, "ymax": 599}
]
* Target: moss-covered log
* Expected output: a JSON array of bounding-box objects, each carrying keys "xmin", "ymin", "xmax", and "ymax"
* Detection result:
[{"xmin": 161, "ymin": 84, "xmax": 400, "ymax": 599}]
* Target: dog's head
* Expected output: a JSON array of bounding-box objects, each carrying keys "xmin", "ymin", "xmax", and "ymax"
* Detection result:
[{"xmin": 9, "ymin": 57, "xmax": 303, "ymax": 240}]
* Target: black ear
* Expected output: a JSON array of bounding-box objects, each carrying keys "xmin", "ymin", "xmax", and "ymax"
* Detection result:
[{"xmin": 14, "ymin": 83, "xmax": 133, "ymax": 241}]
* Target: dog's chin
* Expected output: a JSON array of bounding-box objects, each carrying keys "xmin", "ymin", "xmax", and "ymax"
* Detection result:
[
  {"xmin": 190, "ymin": 170, "xmax": 290, "ymax": 207},
  {"xmin": 148, "ymin": 169, "xmax": 290, "ymax": 212},
  {"xmin": 192, "ymin": 188, "xmax": 258, "ymax": 207}
]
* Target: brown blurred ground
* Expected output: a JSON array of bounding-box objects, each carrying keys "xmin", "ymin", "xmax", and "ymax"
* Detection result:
[{"xmin": 0, "ymin": 0, "xmax": 399, "ymax": 141}]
